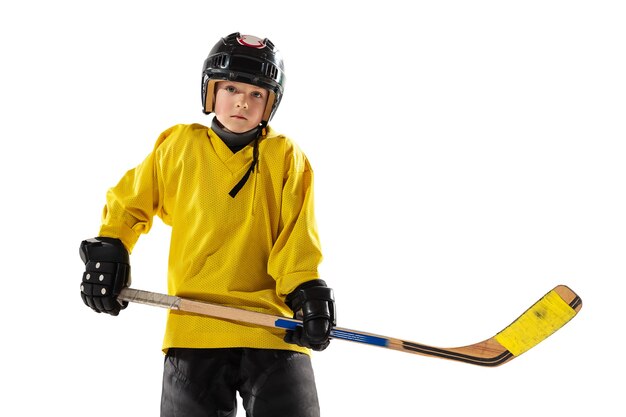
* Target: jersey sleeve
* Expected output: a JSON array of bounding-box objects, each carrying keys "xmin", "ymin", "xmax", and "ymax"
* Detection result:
[
  {"xmin": 269, "ymin": 146, "xmax": 323, "ymax": 297},
  {"xmin": 98, "ymin": 126, "xmax": 176, "ymax": 252}
]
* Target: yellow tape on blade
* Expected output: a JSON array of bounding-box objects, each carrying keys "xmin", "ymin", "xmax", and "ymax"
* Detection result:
[{"xmin": 495, "ymin": 290, "xmax": 576, "ymax": 356}]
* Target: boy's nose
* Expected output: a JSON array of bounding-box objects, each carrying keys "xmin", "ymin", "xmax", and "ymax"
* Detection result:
[{"xmin": 235, "ymin": 94, "xmax": 248, "ymax": 109}]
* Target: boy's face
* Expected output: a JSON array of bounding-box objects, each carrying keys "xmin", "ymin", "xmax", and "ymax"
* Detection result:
[{"xmin": 214, "ymin": 81, "xmax": 269, "ymax": 133}]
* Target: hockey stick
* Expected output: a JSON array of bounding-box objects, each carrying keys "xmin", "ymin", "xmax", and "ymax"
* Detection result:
[{"xmin": 118, "ymin": 285, "xmax": 581, "ymax": 367}]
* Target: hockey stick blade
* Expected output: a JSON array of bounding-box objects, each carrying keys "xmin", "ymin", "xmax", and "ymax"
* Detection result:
[{"xmin": 118, "ymin": 285, "xmax": 582, "ymax": 367}]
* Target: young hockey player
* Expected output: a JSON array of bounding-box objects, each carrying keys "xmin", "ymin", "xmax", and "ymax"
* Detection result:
[{"xmin": 79, "ymin": 32, "xmax": 336, "ymax": 417}]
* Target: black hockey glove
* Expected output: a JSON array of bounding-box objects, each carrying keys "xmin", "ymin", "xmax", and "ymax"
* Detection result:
[
  {"xmin": 284, "ymin": 280, "xmax": 336, "ymax": 351},
  {"xmin": 79, "ymin": 237, "xmax": 131, "ymax": 316}
]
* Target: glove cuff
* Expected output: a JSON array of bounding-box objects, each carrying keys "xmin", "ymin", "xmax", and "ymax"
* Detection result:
[{"xmin": 285, "ymin": 279, "xmax": 327, "ymax": 309}]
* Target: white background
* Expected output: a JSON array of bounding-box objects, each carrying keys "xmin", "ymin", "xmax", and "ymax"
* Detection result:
[{"xmin": 1, "ymin": 1, "xmax": 624, "ymax": 415}]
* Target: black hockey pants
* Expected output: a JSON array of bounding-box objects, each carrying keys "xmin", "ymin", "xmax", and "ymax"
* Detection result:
[{"xmin": 161, "ymin": 347, "xmax": 320, "ymax": 417}]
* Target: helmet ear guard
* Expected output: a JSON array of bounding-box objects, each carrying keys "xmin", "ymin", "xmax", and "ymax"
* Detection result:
[
  {"xmin": 202, "ymin": 77, "xmax": 217, "ymax": 114},
  {"xmin": 201, "ymin": 33, "xmax": 285, "ymax": 123}
]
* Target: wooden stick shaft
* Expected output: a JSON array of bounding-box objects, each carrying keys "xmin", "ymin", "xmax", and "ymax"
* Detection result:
[
  {"xmin": 119, "ymin": 288, "xmax": 300, "ymax": 329},
  {"xmin": 118, "ymin": 288, "xmax": 394, "ymax": 348}
]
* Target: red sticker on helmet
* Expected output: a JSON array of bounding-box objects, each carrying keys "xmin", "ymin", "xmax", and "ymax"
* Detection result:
[{"xmin": 237, "ymin": 35, "xmax": 266, "ymax": 49}]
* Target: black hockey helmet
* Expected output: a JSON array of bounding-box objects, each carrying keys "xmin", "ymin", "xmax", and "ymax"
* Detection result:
[{"xmin": 201, "ymin": 32, "xmax": 286, "ymax": 123}]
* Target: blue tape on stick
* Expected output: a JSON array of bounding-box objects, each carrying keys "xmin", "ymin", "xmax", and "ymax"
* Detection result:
[
  {"xmin": 330, "ymin": 329, "xmax": 388, "ymax": 347},
  {"xmin": 275, "ymin": 319, "xmax": 300, "ymax": 330},
  {"xmin": 275, "ymin": 320, "xmax": 388, "ymax": 348}
]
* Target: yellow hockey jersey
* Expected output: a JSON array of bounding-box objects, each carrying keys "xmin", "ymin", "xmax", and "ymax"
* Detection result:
[{"xmin": 99, "ymin": 123, "xmax": 322, "ymax": 354}]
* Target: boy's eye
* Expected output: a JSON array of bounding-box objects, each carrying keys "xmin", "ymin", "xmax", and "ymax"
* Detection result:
[
  {"xmin": 252, "ymin": 91, "xmax": 263, "ymax": 99},
  {"xmin": 225, "ymin": 86, "xmax": 236, "ymax": 93}
]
